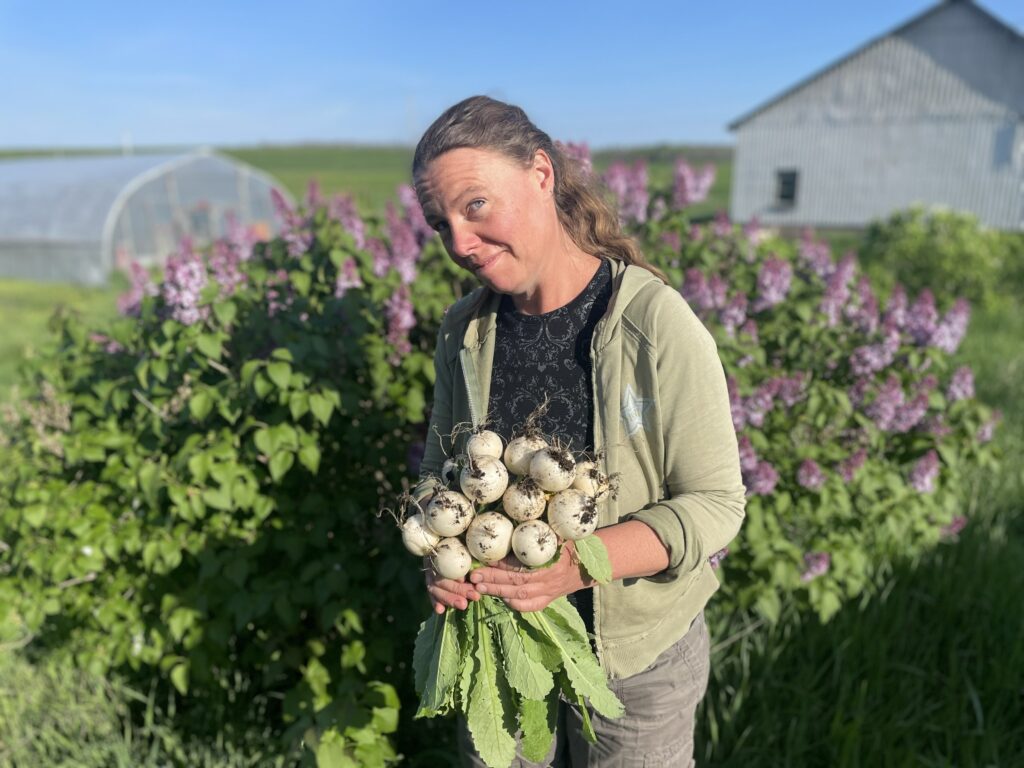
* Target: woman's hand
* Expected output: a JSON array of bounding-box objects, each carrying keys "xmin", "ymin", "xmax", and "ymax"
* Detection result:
[
  {"xmin": 467, "ymin": 541, "xmax": 593, "ymax": 612},
  {"xmin": 424, "ymin": 559, "xmax": 480, "ymax": 614}
]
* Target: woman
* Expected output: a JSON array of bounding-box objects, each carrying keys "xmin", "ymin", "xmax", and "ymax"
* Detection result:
[{"xmin": 412, "ymin": 95, "xmax": 745, "ymax": 767}]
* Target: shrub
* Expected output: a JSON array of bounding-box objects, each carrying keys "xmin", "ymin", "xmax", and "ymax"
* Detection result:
[{"xmin": 858, "ymin": 206, "xmax": 1010, "ymax": 309}]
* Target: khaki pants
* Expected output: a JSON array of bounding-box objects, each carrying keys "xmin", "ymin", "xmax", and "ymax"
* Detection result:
[{"xmin": 458, "ymin": 612, "xmax": 710, "ymax": 767}]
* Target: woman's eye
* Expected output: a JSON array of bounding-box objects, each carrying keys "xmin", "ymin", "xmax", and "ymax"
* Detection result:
[{"xmin": 467, "ymin": 199, "xmax": 485, "ymax": 214}]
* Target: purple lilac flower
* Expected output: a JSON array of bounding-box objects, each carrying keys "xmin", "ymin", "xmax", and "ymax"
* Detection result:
[
  {"xmin": 797, "ymin": 459, "xmax": 826, "ymax": 491},
  {"xmin": 892, "ymin": 393, "xmax": 929, "ymax": 433},
  {"xmin": 708, "ymin": 275, "xmax": 728, "ymax": 310},
  {"xmin": 602, "ymin": 161, "xmax": 648, "ymax": 224},
  {"xmin": 921, "ymin": 415, "xmax": 952, "ymax": 438},
  {"xmin": 801, "ymin": 551, "xmax": 830, "ymax": 582},
  {"xmin": 906, "ymin": 290, "xmax": 939, "ymax": 346},
  {"xmin": 720, "ymin": 292, "xmax": 748, "ymax": 337},
  {"xmin": 386, "ymin": 202, "xmax": 420, "ymax": 284},
  {"xmin": 660, "ymin": 231, "xmax": 682, "ymax": 251},
  {"xmin": 849, "ymin": 324, "xmax": 900, "ymax": 377},
  {"xmin": 709, "ymin": 547, "xmax": 729, "ymax": 570},
  {"xmin": 117, "ymin": 261, "xmax": 158, "ymax": 316},
  {"xmin": 556, "ymin": 140, "xmax": 593, "ymax": 176},
  {"xmin": 728, "ymin": 377, "xmax": 746, "ymax": 432},
  {"xmin": 397, "ymin": 184, "xmax": 435, "ymax": 246},
  {"xmin": 743, "ymin": 217, "xmax": 767, "ymax": 246},
  {"xmin": 819, "ymin": 253, "xmax": 857, "ymax": 327},
  {"xmin": 368, "ymin": 238, "xmax": 390, "ymax": 278},
  {"xmin": 931, "ymin": 299, "xmax": 970, "ymax": 354},
  {"xmin": 712, "ymin": 211, "xmax": 732, "ymax": 238},
  {"xmin": 209, "ymin": 240, "xmax": 246, "ymax": 299},
  {"xmin": 328, "ymin": 194, "xmax": 366, "ymax": 249},
  {"xmin": 740, "ymin": 319, "xmax": 760, "ymax": 345},
  {"xmin": 744, "ymin": 380, "xmax": 779, "ymax": 428},
  {"xmin": 681, "ymin": 269, "xmax": 715, "ymax": 315},
  {"xmin": 88, "ymin": 333, "xmax": 126, "ymax": 354},
  {"xmin": 737, "ymin": 435, "xmax": 759, "ymax": 474},
  {"xmin": 688, "ymin": 224, "xmax": 703, "ymax": 242},
  {"xmin": 909, "ymin": 450, "xmax": 940, "ymax": 493},
  {"xmin": 752, "ymin": 257, "xmax": 793, "ymax": 311},
  {"xmin": 866, "ymin": 375, "xmax": 905, "ymax": 431},
  {"xmin": 162, "ymin": 239, "xmax": 209, "ymax": 326},
  {"xmin": 940, "ymin": 515, "xmax": 967, "ymax": 539},
  {"xmin": 848, "ymin": 378, "xmax": 872, "ymax": 408},
  {"xmin": 271, "ymin": 188, "xmax": 313, "ymax": 257},
  {"xmin": 798, "ymin": 229, "xmax": 833, "ymax": 279},
  {"xmin": 838, "ymin": 449, "xmax": 867, "ymax": 482},
  {"xmin": 746, "ymin": 460, "xmax": 780, "ymax": 496},
  {"xmin": 650, "ymin": 198, "xmax": 667, "ymax": 222},
  {"xmin": 334, "ymin": 258, "xmax": 363, "ymax": 298},
  {"xmin": 976, "ymin": 411, "xmax": 1001, "ymax": 444},
  {"xmin": 385, "ymin": 285, "xmax": 416, "ymax": 358},
  {"xmin": 305, "ymin": 179, "xmax": 324, "ymax": 211},
  {"xmin": 774, "ymin": 373, "xmax": 807, "ymax": 408},
  {"xmin": 672, "ymin": 158, "xmax": 715, "ymax": 209},
  {"xmin": 846, "ymin": 277, "xmax": 879, "ymax": 334},
  {"xmin": 224, "ymin": 212, "xmax": 257, "ymax": 263},
  {"xmin": 943, "ymin": 366, "xmax": 973, "ymax": 405},
  {"xmin": 882, "ymin": 284, "xmax": 908, "ymax": 331},
  {"xmin": 265, "ymin": 268, "xmax": 294, "ymax": 317}
]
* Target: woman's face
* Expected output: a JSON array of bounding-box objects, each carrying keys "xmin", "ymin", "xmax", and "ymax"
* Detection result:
[{"xmin": 416, "ymin": 147, "xmax": 557, "ymax": 297}]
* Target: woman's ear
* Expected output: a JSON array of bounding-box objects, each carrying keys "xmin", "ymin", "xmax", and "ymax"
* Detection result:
[{"xmin": 531, "ymin": 149, "xmax": 556, "ymax": 196}]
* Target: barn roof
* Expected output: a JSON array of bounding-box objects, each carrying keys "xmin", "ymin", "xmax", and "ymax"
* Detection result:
[{"xmin": 728, "ymin": 0, "xmax": 1024, "ymax": 130}]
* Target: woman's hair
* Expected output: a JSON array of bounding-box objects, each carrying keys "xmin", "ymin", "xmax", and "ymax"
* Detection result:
[{"xmin": 412, "ymin": 95, "xmax": 667, "ymax": 284}]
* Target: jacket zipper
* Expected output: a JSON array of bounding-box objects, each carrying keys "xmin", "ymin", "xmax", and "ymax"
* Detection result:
[{"xmin": 459, "ymin": 347, "xmax": 481, "ymax": 429}]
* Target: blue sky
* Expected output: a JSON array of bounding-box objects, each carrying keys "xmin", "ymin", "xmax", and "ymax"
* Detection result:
[{"xmin": 1, "ymin": 0, "xmax": 1021, "ymax": 149}]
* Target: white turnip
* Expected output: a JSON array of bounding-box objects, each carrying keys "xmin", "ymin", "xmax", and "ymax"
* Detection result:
[
  {"xmin": 424, "ymin": 489, "xmax": 475, "ymax": 537},
  {"xmin": 502, "ymin": 476, "xmax": 547, "ymax": 522},
  {"xmin": 460, "ymin": 455, "xmax": 509, "ymax": 504},
  {"xmin": 511, "ymin": 520, "xmax": 559, "ymax": 567},
  {"xmin": 401, "ymin": 512, "xmax": 441, "ymax": 556},
  {"xmin": 529, "ymin": 446, "xmax": 577, "ymax": 492},
  {"xmin": 573, "ymin": 460, "xmax": 612, "ymax": 501},
  {"xmin": 547, "ymin": 489, "xmax": 599, "ymax": 540},
  {"xmin": 466, "ymin": 429, "xmax": 503, "ymax": 461},
  {"xmin": 503, "ymin": 434, "xmax": 548, "ymax": 476},
  {"xmin": 431, "ymin": 537, "xmax": 473, "ymax": 580},
  {"xmin": 465, "ymin": 512, "xmax": 515, "ymax": 564}
]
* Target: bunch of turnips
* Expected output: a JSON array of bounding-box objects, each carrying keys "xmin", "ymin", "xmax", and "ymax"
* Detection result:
[{"xmin": 400, "ymin": 427, "xmax": 616, "ymax": 577}]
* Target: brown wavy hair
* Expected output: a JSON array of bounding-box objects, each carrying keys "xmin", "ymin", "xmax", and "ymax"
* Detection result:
[{"xmin": 412, "ymin": 95, "xmax": 667, "ymax": 284}]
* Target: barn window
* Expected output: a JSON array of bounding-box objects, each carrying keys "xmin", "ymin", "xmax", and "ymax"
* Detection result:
[{"xmin": 776, "ymin": 170, "xmax": 798, "ymax": 207}]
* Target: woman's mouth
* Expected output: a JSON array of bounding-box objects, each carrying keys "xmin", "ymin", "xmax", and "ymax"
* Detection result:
[{"xmin": 471, "ymin": 252, "xmax": 501, "ymax": 273}]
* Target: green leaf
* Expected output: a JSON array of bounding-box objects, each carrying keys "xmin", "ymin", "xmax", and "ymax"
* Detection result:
[
  {"xmin": 253, "ymin": 373, "xmax": 273, "ymax": 399},
  {"xmin": 494, "ymin": 612, "xmax": 554, "ymax": 700},
  {"xmin": 196, "ymin": 333, "xmax": 222, "ymax": 360},
  {"xmin": 315, "ymin": 729, "xmax": 357, "ymax": 768},
  {"xmin": 413, "ymin": 610, "xmax": 460, "ymax": 716},
  {"xmin": 269, "ymin": 451, "xmax": 294, "ymax": 482},
  {"xmin": 289, "ymin": 392, "xmax": 310, "ymax": 421},
  {"xmin": 309, "ymin": 393, "xmax": 334, "ymax": 426},
  {"xmin": 212, "ymin": 301, "xmax": 237, "ymax": 326},
  {"xmin": 519, "ymin": 696, "xmax": 557, "ymax": 763},
  {"xmin": 201, "ymin": 484, "xmax": 233, "ymax": 511},
  {"xmin": 290, "ymin": 271, "xmax": 312, "ymax": 296},
  {"xmin": 189, "ymin": 390, "xmax": 213, "ymax": 421},
  {"xmin": 299, "ymin": 444, "xmax": 321, "ymax": 474},
  {"xmin": 170, "ymin": 662, "xmax": 189, "ymax": 695},
  {"xmin": 572, "ymin": 535, "xmax": 613, "ymax": 584},
  {"xmin": 522, "ymin": 600, "xmax": 624, "ymax": 719},
  {"xmin": 254, "ymin": 428, "xmax": 274, "ymax": 456},
  {"xmin": 23, "ymin": 505, "xmax": 46, "ymax": 528},
  {"xmin": 267, "ymin": 361, "xmax": 292, "ymax": 390},
  {"xmin": 465, "ymin": 604, "xmax": 517, "ymax": 768}
]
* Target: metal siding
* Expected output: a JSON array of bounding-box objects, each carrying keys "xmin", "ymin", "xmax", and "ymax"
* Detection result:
[{"xmin": 732, "ymin": 3, "xmax": 1024, "ymax": 230}]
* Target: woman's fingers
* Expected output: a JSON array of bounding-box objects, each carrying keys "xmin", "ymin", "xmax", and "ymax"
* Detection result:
[{"xmin": 425, "ymin": 571, "xmax": 481, "ymax": 612}]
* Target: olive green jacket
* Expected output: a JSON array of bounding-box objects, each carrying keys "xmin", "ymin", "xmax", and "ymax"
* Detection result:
[{"xmin": 416, "ymin": 259, "xmax": 746, "ymax": 679}]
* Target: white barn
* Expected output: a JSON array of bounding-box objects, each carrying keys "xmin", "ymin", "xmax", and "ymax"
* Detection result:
[
  {"xmin": 729, "ymin": 0, "xmax": 1024, "ymax": 231},
  {"xmin": 0, "ymin": 149, "xmax": 287, "ymax": 286}
]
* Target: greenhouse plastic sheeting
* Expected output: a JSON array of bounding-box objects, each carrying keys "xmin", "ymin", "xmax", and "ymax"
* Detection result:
[{"xmin": 0, "ymin": 150, "xmax": 287, "ymax": 285}]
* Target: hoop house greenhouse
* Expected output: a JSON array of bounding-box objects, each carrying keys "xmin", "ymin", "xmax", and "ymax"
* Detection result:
[{"xmin": 0, "ymin": 149, "xmax": 288, "ymax": 286}]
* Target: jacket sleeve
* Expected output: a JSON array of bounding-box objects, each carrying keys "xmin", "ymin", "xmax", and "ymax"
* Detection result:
[
  {"xmin": 412, "ymin": 323, "xmax": 454, "ymax": 506},
  {"xmin": 625, "ymin": 289, "xmax": 746, "ymax": 577}
]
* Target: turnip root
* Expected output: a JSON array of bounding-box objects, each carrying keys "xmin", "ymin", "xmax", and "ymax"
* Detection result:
[
  {"xmin": 529, "ymin": 446, "xmax": 576, "ymax": 492},
  {"xmin": 401, "ymin": 512, "xmax": 441, "ymax": 556},
  {"xmin": 431, "ymin": 537, "xmax": 473, "ymax": 580},
  {"xmin": 547, "ymin": 489, "xmax": 599, "ymax": 540},
  {"xmin": 460, "ymin": 455, "xmax": 509, "ymax": 504},
  {"xmin": 511, "ymin": 520, "xmax": 559, "ymax": 567},
  {"xmin": 573, "ymin": 460, "xmax": 612, "ymax": 501},
  {"xmin": 502, "ymin": 476, "xmax": 547, "ymax": 522},
  {"xmin": 424, "ymin": 489, "xmax": 475, "ymax": 537},
  {"xmin": 503, "ymin": 434, "xmax": 548, "ymax": 476},
  {"xmin": 466, "ymin": 512, "xmax": 515, "ymax": 564},
  {"xmin": 466, "ymin": 429, "xmax": 503, "ymax": 461}
]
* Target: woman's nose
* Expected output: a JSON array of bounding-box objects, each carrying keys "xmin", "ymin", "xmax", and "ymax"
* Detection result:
[{"xmin": 447, "ymin": 221, "xmax": 480, "ymax": 258}]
